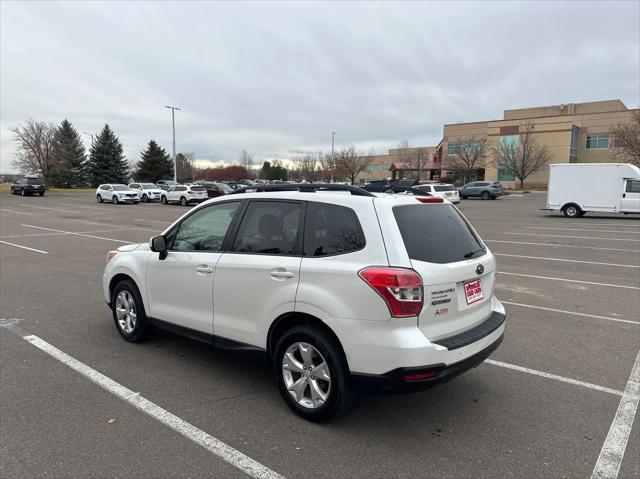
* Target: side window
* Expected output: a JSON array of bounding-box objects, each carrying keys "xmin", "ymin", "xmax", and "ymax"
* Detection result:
[
  {"xmin": 626, "ymin": 180, "xmax": 640, "ymax": 194},
  {"xmin": 105, "ymin": 185, "xmax": 112, "ymax": 190},
  {"xmin": 232, "ymin": 201, "xmax": 302, "ymax": 255},
  {"xmin": 169, "ymin": 202, "xmax": 240, "ymax": 252},
  {"xmin": 304, "ymin": 202, "xmax": 365, "ymax": 257}
]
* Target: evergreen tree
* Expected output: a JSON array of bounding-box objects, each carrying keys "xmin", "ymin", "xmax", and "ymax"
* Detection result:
[
  {"xmin": 50, "ymin": 119, "xmax": 87, "ymax": 187},
  {"xmin": 135, "ymin": 140, "xmax": 174, "ymax": 183},
  {"xmin": 87, "ymin": 124, "xmax": 129, "ymax": 186}
]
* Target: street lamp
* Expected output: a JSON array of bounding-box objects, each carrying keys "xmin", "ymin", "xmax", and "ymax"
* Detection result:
[
  {"xmin": 165, "ymin": 105, "xmax": 181, "ymax": 182},
  {"xmin": 330, "ymin": 131, "xmax": 337, "ymax": 183}
]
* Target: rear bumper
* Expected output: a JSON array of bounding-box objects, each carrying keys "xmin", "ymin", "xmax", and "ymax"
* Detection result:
[{"xmin": 352, "ymin": 334, "xmax": 503, "ymax": 393}]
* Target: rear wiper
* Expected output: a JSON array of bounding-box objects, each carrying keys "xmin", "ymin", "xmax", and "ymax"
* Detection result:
[{"xmin": 463, "ymin": 247, "xmax": 485, "ymax": 259}]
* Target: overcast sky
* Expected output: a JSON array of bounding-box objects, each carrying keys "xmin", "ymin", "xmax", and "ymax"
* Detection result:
[{"xmin": 1, "ymin": 0, "xmax": 638, "ymax": 173}]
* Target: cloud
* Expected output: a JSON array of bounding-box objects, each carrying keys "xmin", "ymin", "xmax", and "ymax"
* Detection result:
[{"xmin": 1, "ymin": 0, "xmax": 638, "ymax": 173}]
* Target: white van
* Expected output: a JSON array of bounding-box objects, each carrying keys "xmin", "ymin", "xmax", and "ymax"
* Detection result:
[{"xmin": 544, "ymin": 163, "xmax": 640, "ymax": 217}]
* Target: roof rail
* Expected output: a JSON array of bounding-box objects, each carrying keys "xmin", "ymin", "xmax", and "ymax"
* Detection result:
[{"xmin": 228, "ymin": 183, "xmax": 376, "ymax": 197}]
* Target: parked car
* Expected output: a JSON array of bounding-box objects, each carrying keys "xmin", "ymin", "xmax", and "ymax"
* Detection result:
[
  {"xmin": 96, "ymin": 184, "xmax": 140, "ymax": 204},
  {"xmin": 193, "ymin": 181, "xmax": 226, "ymax": 198},
  {"xmin": 10, "ymin": 176, "xmax": 46, "ymax": 196},
  {"xmin": 411, "ymin": 184, "xmax": 460, "ymax": 204},
  {"xmin": 458, "ymin": 181, "xmax": 503, "ymax": 200},
  {"xmin": 160, "ymin": 184, "xmax": 208, "ymax": 206},
  {"xmin": 215, "ymin": 182, "xmax": 234, "ymax": 194},
  {"xmin": 128, "ymin": 183, "xmax": 165, "ymax": 202},
  {"xmin": 103, "ymin": 184, "xmax": 506, "ymax": 421},
  {"xmin": 362, "ymin": 179, "xmax": 418, "ymax": 193},
  {"xmin": 544, "ymin": 163, "xmax": 640, "ymax": 217},
  {"xmin": 157, "ymin": 180, "xmax": 179, "ymax": 187}
]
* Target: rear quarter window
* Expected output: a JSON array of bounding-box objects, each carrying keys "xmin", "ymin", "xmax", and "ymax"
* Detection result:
[
  {"xmin": 304, "ymin": 202, "xmax": 365, "ymax": 257},
  {"xmin": 393, "ymin": 204, "xmax": 485, "ymax": 264}
]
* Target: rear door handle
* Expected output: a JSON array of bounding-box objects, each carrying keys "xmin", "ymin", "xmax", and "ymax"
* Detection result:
[
  {"xmin": 270, "ymin": 270, "xmax": 294, "ymax": 279},
  {"xmin": 196, "ymin": 265, "xmax": 213, "ymax": 274}
]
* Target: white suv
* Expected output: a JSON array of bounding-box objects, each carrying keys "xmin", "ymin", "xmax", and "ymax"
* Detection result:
[
  {"xmin": 411, "ymin": 183, "xmax": 460, "ymax": 204},
  {"xmin": 103, "ymin": 184, "xmax": 505, "ymax": 421},
  {"xmin": 128, "ymin": 183, "xmax": 165, "ymax": 203},
  {"xmin": 160, "ymin": 184, "xmax": 208, "ymax": 206},
  {"xmin": 96, "ymin": 184, "xmax": 140, "ymax": 204}
]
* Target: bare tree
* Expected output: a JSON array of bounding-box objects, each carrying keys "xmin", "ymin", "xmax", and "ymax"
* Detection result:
[
  {"xmin": 317, "ymin": 151, "xmax": 333, "ymax": 181},
  {"xmin": 491, "ymin": 121, "xmax": 552, "ymax": 189},
  {"xmin": 397, "ymin": 141, "xmax": 430, "ymax": 180},
  {"xmin": 611, "ymin": 110, "xmax": 640, "ymax": 165},
  {"xmin": 291, "ymin": 153, "xmax": 319, "ymax": 182},
  {"xmin": 10, "ymin": 119, "xmax": 56, "ymax": 180},
  {"xmin": 443, "ymin": 136, "xmax": 487, "ymax": 184},
  {"xmin": 335, "ymin": 146, "xmax": 373, "ymax": 184},
  {"xmin": 239, "ymin": 150, "xmax": 254, "ymax": 176}
]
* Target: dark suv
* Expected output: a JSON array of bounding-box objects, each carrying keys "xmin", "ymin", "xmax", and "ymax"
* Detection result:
[{"xmin": 10, "ymin": 176, "xmax": 46, "ymax": 196}]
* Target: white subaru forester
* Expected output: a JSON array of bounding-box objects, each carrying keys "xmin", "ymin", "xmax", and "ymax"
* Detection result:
[{"xmin": 103, "ymin": 184, "xmax": 506, "ymax": 421}]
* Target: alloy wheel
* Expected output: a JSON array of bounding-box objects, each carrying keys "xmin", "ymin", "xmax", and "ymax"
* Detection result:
[
  {"xmin": 282, "ymin": 342, "xmax": 331, "ymax": 409},
  {"xmin": 115, "ymin": 290, "xmax": 137, "ymax": 334}
]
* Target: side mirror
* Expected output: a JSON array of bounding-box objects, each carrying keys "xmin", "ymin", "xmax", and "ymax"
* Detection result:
[{"xmin": 150, "ymin": 235, "xmax": 168, "ymax": 260}]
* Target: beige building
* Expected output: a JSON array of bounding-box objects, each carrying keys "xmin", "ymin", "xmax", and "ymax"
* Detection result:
[
  {"xmin": 442, "ymin": 99, "xmax": 638, "ymax": 188},
  {"xmin": 360, "ymin": 146, "xmax": 440, "ymax": 181}
]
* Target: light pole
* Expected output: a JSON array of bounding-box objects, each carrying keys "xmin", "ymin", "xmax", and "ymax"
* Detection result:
[
  {"xmin": 165, "ymin": 105, "xmax": 181, "ymax": 182},
  {"xmin": 82, "ymin": 132, "xmax": 94, "ymax": 147},
  {"xmin": 330, "ymin": 131, "xmax": 337, "ymax": 183}
]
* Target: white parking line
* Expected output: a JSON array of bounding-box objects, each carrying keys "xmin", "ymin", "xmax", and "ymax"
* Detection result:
[
  {"xmin": 21, "ymin": 224, "xmax": 132, "ymax": 244},
  {"xmin": 18, "ymin": 204, "xmax": 79, "ymax": 214},
  {"xmin": 485, "ymin": 239, "xmax": 639, "ymax": 253},
  {"xmin": 0, "ymin": 227, "xmax": 153, "ymax": 239},
  {"xmin": 134, "ymin": 218, "xmax": 168, "ymax": 225},
  {"xmin": 0, "ymin": 208, "xmax": 33, "ymax": 216},
  {"xmin": 498, "ymin": 271, "xmax": 640, "ymax": 290},
  {"xmin": 21, "ymin": 334, "xmax": 285, "ymax": 479},
  {"xmin": 0, "ymin": 240, "xmax": 48, "ymax": 254},
  {"xmin": 485, "ymin": 360, "xmax": 625, "ymax": 397},
  {"xmin": 525, "ymin": 227, "xmax": 640, "ymax": 234},
  {"xmin": 501, "ymin": 301, "xmax": 640, "ymax": 325},
  {"xmin": 494, "ymin": 253, "xmax": 639, "ymax": 269},
  {"xmin": 506, "ymin": 232, "xmax": 640, "ymax": 242},
  {"xmin": 591, "ymin": 350, "xmax": 640, "ymax": 479}
]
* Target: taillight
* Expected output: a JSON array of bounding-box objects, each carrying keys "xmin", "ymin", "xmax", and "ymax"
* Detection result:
[
  {"xmin": 358, "ymin": 267, "xmax": 423, "ymax": 318},
  {"xmin": 187, "ymin": 190, "xmax": 193, "ymax": 194},
  {"xmin": 416, "ymin": 197, "xmax": 443, "ymax": 203}
]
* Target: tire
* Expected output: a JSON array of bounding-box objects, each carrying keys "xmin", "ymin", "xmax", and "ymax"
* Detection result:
[
  {"xmin": 97, "ymin": 194, "xmax": 103, "ymax": 203},
  {"xmin": 563, "ymin": 204, "xmax": 581, "ymax": 218},
  {"xmin": 481, "ymin": 191, "xmax": 490, "ymax": 200},
  {"xmin": 39, "ymin": 192, "xmax": 44, "ymax": 197},
  {"xmin": 579, "ymin": 211, "xmax": 587, "ymax": 217},
  {"xmin": 460, "ymin": 195, "xmax": 466, "ymax": 200},
  {"xmin": 273, "ymin": 324, "xmax": 354, "ymax": 422},
  {"xmin": 180, "ymin": 196, "xmax": 188, "ymax": 207},
  {"xmin": 161, "ymin": 195, "xmax": 168, "ymax": 204},
  {"xmin": 142, "ymin": 194, "xmax": 149, "ymax": 203},
  {"xmin": 111, "ymin": 279, "xmax": 152, "ymax": 342},
  {"xmin": 112, "ymin": 195, "xmax": 119, "ymax": 205},
  {"xmin": 490, "ymin": 196, "xmax": 497, "ymax": 200},
  {"xmin": 21, "ymin": 188, "xmax": 26, "ymax": 197}
]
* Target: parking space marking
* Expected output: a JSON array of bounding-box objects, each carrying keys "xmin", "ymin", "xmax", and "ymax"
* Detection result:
[
  {"xmin": 0, "ymin": 208, "xmax": 33, "ymax": 216},
  {"xmin": 498, "ymin": 272, "xmax": 640, "ymax": 290},
  {"xmin": 501, "ymin": 301, "xmax": 640, "ymax": 325},
  {"xmin": 484, "ymin": 239, "xmax": 639, "ymax": 253},
  {"xmin": 525, "ymin": 227, "xmax": 640, "ymax": 234},
  {"xmin": 485, "ymin": 360, "xmax": 625, "ymax": 397},
  {"xmin": 494, "ymin": 254, "xmax": 639, "ymax": 268},
  {"xmin": 0, "ymin": 240, "xmax": 48, "ymax": 254},
  {"xmin": 18, "ymin": 204, "xmax": 80, "ymax": 214},
  {"xmin": 20, "ymin": 334, "xmax": 285, "ymax": 479},
  {"xmin": 0, "ymin": 227, "xmax": 155, "ymax": 239},
  {"xmin": 134, "ymin": 218, "xmax": 169, "ymax": 225},
  {"xmin": 21, "ymin": 225, "xmax": 132, "ymax": 244},
  {"xmin": 591, "ymin": 350, "xmax": 640, "ymax": 479},
  {"xmin": 506, "ymin": 232, "xmax": 640, "ymax": 242}
]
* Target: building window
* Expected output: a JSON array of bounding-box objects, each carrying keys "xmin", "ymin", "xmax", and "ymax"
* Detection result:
[
  {"xmin": 383, "ymin": 163, "xmax": 391, "ymax": 170},
  {"xmin": 569, "ymin": 125, "xmax": 580, "ymax": 163},
  {"xmin": 447, "ymin": 142, "xmax": 485, "ymax": 155},
  {"xmin": 500, "ymin": 135, "xmax": 519, "ymax": 148},
  {"xmin": 586, "ymin": 135, "xmax": 609, "ymax": 149},
  {"xmin": 497, "ymin": 169, "xmax": 515, "ymax": 181},
  {"xmin": 447, "ymin": 143, "xmax": 461, "ymax": 155}
]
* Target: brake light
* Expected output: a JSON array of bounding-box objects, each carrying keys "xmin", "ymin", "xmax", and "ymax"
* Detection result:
[
  {"xmin": 187, "ymin": 190, "xmax": 193, "ymax": 194},
  {"xmin": 358, "ymin": 267, "xmax": 423, "ymax": 317},
  {"xmin": 416, "ymin": 197, "xmax": 444, "ymax": 203}
]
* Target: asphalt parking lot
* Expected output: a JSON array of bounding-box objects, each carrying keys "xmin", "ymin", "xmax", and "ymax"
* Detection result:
[{"xmin": 1, "ymin": 191, "xmax": 639, "ymax": 479}]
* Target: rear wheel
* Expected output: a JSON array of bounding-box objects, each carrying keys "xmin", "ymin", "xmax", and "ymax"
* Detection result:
[
  {"xmin": 180, "ymin": 196, "xmax": 188, "ymax": 207},
  {"xmin": 112, "ymin": 195, "xmax": 119, "ymax": 205},
  {"xmin": 142, "ymin": 194, "xmax": 149, "ymax": 203},
  {"xmin": 273, "ymin": 324, "xmax": 354, "ymax": 422},
  {"xmin": 97, "ymin": 194, "xmax": 103, "ymax": 203},
  {"xmin": 161, "ymin": 195, "xmax": 168, "ymax": 204},
  {"xmin": 563, "ymin": 204, "xmax": 581, "ymax": 218},
  {"xmin": 481, "ymin": 191, "xmax": 490, "ymax": 200},
  {"xmin": 111, "ymin": 279, "xmax": 151, "ymax": 342}
]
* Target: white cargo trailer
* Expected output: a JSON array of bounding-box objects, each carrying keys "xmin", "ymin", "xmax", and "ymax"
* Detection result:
[{"xmin": 544, "ymin": 163, "xmax": 640, "ymax": 217}]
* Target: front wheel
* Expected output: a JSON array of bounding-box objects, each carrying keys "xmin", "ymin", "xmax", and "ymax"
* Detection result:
[
  {"xmin": 97, "ymin": 194, "xmax": 103, "ymax": 203},
  {"xmin": 161, "ymin": 195, "xmax": 168, "ymax": 204},
  {"xmin": 273, "ymin": 325, "xmax": 354, "ymax": 422},
  {"xmin": 111, "ymin": 279, "xmax": 151, "ymax": 342},
  {"xmin": 39, "ymin": 192, "xmax": 45, "ymax": 197},
  {"xmin": 112, "ymin": 195, "xmax": 119, "ymax": 205},
  {"xmin": 180, "ymin": 196, "xmax": 188, "ymax": 207},
  {"xmin": 481, "ymin": 191, "xmax": 490, "ymax": 200},
  {"xmin": 142, "ymin": 194, "xmax": 149, "ymax": 203}
]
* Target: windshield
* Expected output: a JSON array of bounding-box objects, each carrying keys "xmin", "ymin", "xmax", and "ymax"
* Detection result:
[
  {"xmin": 216, "ymin": 183, "xmax": 232, "ymax": 191},
  {"xmin": 141, "ymin": 183, "xmax": 156, "ymax": 189},
  {"xmin": 393, "ymin": 204, "xmax": 485, "ymax": 264},
  {"xmin": 112, "ymin": 185, "xmax": 129, "ymax": 191},
  {"xmin": 27, "ymin": 178, "xmax": 44, "ymax": 185},
  {"xmin": 433, "ymin": 185, "xmax": 455, "ymax": 192}
]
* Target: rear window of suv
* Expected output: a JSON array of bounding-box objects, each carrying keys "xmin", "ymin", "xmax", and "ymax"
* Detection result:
[
  {"xmin": 393, "ymin": 204, "xmax": 485, "ymax": 263},
  {"xmin": 433, "ymin": 185, "xmax": 455, "ymax": 192},
  {"xmin": 304, "ymin": 203, "xmax": 365, "ymax": 256}
]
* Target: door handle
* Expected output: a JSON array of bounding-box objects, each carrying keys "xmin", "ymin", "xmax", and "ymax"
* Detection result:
[
  {"xmin": 196, "ymin": 265, "xmax": 213, "ymax": 274},
  {"xmin": 270, "ymin": 270, "xmax": 294, "ymax": 279}
]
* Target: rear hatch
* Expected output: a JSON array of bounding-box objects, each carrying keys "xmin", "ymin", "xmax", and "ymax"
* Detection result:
[
  {"xmin": 433, "ymin": 184, "xmax": 459, "ymax": 199},
  {"xmin": 392, "ymin": 203, "xmax": 495, "ymax": 341},
  {"xmin": 190, "ymin": 185, "xmax": 208, "ymax": 198}
]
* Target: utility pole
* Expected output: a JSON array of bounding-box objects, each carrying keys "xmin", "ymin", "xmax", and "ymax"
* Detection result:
[
  {"xmin": 330, "ymin": 131, "xmax": 337, "ymax": 183},
  {"xmin": 165, "ymin": 105, "xmax": 181, "ymax": 182}
]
